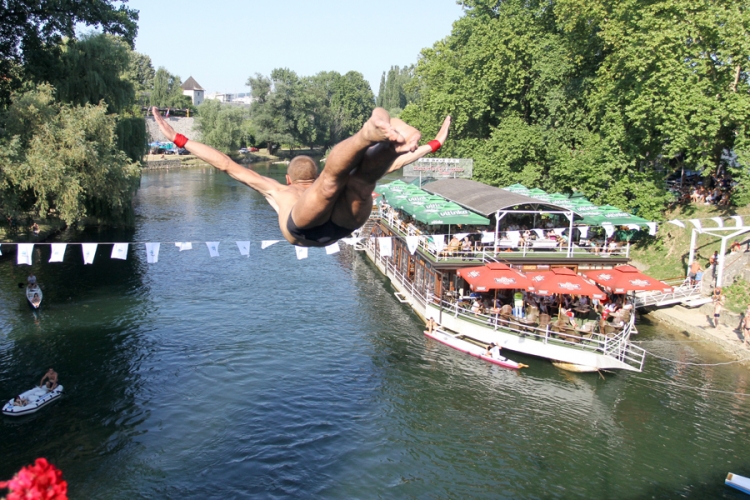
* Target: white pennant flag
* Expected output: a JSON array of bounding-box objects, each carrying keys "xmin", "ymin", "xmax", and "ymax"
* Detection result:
[
  {"xmin": 711, "ymin": 217, "xmax": 723, "ymax": 228},
  {"xmin": 579, "ymin": 226, "xmax": 589, "ymax": 238},
  {"xmin": 533, "ymin": 228, "xmax": 545, "ymax": 239},
  {"xmin": 175, "ymin": 242, "xmax": 193, "ymax": 251},
  {"xmin": 340, "ymin": 237, "xmax": 362, "ymax": 246},
  {"xmin": 295, "ymin": 246, "xmax": 308, "ymax": 260},
  {"xmin": 17, "ymin": 244, "xmax": 33, "ymax": 265},
  {"xmin": 206, "ymin": 242, "xmax": 220, "ymax": 257},
  {"xmin": 668, "ymin": 219, "xmax": 685, "ymax": 228},
  {"xmin": 626, "ymin": 224, "xmax": 640, "ymax": 230},
  {"xmin": 82, "ymin": 243, "xmax": 98, "ymax": 265},
  {"xmin": 405, "ymin": 236, "xmax": 420, "ymax": 255},
  {"xmin": 453, "ymin": 233, "xmax": 468, "ymax": 241},
  {"xmin": 49, "ymin": 243, "xmax": 67, "ymax": 263},
  {"xmin": 481, "ymin": 231, "xmax": 495, "ymax": 243},
  {"xmin": 732, "ymin": 215, "xmax": 744, "ymax": 227},
  {"xmin": 261, "ymin": 240, "xmax": 279, "ymax": 249},
  {"xmin": 378, "ymin": 237, "xmax": 393, "ymax": 257},
  {"xmin": 325, "ymin": 242, "xmax": 340, "ymax": 255},
  {"xmin": 432, "ymin": 235, "xmax": 446, "ymax": 253},
  {"xmin": 507, "ymin": 231, "xmax": 521, "ymax": 246},
  {"xmin": 145, "ymin": 243, "xmax": 160, "ymax": 263},
  {"xmin": 688, "ymin": 219, "xmax": 701, "ymax": 230},
  {"xmin": 646, "ymin": 222, "xmax": 657, "ymax": 236},
  {"xmin": 110, "ymin": 243, "xmax": 128, "ymax": 260},
  {"xmin": 601, "ymin": 223, "xmax": 615, "ymax": 237},
  {"xmin": 236, "ymin": 241, "xmax": 250, "ymax": 256}
]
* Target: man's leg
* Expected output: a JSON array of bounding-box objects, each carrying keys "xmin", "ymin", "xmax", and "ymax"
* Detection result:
[{"xmin": 290, "ymin": 109, "xmax": 412, "ymax": 229}]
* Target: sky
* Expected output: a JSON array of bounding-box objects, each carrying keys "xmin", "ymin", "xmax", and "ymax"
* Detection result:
[{"xmin": 124, "ymin": 0, "xmax": 465, "ymax": 96}]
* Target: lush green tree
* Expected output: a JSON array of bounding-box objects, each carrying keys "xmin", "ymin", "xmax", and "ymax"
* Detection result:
[
  {"xmin": 376, "ymin": 65, "xmax": 415, "ymax": 116},
  {"xmin": 0, "ymin": 84, "xmax": 141, "ymax": 224},
  {"xmin": 402, "ymin": 0, "xmax": 750, "ymax": 219},
  {"xmin": 124, "ymin": 51, "xmax": 155, "ymax": 108},
  {"xmin": 195, "ymin": 100, "xmax": 249, "ymax": 153},
  {"xmin": 150, "ymin": 67, "xmax": 190, "ymax": 108}
]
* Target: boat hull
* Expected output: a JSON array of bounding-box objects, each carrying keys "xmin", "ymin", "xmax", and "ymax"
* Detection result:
[
  {"xmin": 25, "ymin": 285, "xmax": 42, "ymax": 309},
  {"xmin": 552, "ymin": 361, "xmax": 600, "ymax": 373},
  {"xmin": 726, "ymin": 473, "xmax": 750, "ymax": 495},
  {"xmin": 425, "ymin": 329, "xmax": 524, "ymax": 370},
  {"xmin": 2, "ymin": 385, "xmax": 63, "ymax": 416}
]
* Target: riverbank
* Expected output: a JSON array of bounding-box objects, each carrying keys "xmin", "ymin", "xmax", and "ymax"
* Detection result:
[{"xmin": 643, "ymin": 304, "xmax": 750, "ymax": 364}]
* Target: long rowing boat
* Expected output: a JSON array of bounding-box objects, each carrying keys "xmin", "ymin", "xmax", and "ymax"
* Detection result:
[
  {"xmin": 726, "ymin": 473, "xmax": 750, "ymax": 495},
  {"xmin": 424, "ymin": 328, "xmax": 527, "ymax": 370}
]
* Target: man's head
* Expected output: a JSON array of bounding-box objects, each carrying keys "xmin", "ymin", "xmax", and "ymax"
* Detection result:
[{"xmin": 286, "ymin": 156, "xmax": 318, "ymax": 185}]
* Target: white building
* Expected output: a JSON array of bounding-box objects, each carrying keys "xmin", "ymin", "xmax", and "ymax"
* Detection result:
[{"xmin": 181, "ymin": 76, "xmax": 205, "ymax": 106}]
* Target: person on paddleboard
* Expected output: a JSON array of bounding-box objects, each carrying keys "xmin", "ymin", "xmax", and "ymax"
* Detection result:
[{"xmin": 151, "ymin": 107, "xmax": 451, "ymax": 247}]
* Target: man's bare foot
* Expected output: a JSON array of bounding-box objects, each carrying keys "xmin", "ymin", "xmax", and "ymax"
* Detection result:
[{"xmin": 360, "ymin": 108, "xmax": 405, "ymax": 147}]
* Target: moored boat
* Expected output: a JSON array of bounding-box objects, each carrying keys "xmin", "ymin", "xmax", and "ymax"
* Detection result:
[
  {"xmin": 425, "ymin": 328, "xmax": 527, "ymax": 370},
  {"xmin": 726, "ymin": 473, "xmax": 750, "ymax": 495},
  {"xmin": 552, "ymin": 361, "xmax": 601, "ymax": 373},
  {"xmin": 25, "ymin": 284, "xmax": 42, "ymax": 309},
  {"xmin": 2, "ymin": 385, "xmax": 63, "ymax": 417}
]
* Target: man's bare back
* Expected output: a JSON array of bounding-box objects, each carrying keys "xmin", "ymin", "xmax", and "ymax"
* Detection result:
[{"xmin": 152, "ymin": 107, "xmax": 450, "ymax": 247}]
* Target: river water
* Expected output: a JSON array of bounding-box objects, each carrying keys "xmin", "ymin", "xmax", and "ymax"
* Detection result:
[{"xmin": 1, "ymin": 165, "xmax": 750, "ymax": 499}]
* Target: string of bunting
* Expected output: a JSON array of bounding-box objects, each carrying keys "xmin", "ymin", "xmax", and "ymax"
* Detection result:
[
  {"xmin": 666, "ymin": 214, "xmax": 750, "ymax": 231},
  {"xmin": 0, "ymin": 234, "xmax": 465, "ymax": 265}
]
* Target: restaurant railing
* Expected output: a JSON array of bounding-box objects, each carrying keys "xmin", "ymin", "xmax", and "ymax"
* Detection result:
[{"xmin": 632, "ymin": 278, "xmax": 702, "ymax": 308}]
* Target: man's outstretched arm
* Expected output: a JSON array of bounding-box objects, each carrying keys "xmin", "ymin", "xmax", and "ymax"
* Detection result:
[
  {"xmin": 151, "ymin": 107, "xmax": 282, "ymax": 197},
  {"xmin": 387, "ymin": 115, "xmax": 451, "ymax": 173}
]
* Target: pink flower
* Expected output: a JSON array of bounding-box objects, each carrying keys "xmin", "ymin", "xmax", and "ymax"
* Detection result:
[{"xmin": 0, "ymin": 458, "xmax": 68, "ymax": 500}]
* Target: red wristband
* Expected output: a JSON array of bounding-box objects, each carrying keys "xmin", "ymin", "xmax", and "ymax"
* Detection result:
[
  {"xmin": 428, "ymin": 140, "xmax": 441, "ymax": 153},
  {"xmin": 173, "ymin": 134, "xmax": 188, "ymax": 148}
]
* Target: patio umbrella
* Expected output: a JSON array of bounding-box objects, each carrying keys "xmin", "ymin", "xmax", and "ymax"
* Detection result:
[
  {"xmin": 389, "ymin": 190, "xmax": 432, "ymax": 210},
  {"xmin": 582, "ymin": 265, "xmax": 673, "ymax": 294},
  {"xmin": 414, "ymin": 205, "xmax": 490, "ymax": 226},
  {"xmin": 457, "ymin": 263, "xmax": 534, "ymax": 292},
  {"xmin": 505, "ymin": 184, "xmax": 529, "ymax": 193},
  {"xmin": 524, "ymin": 267, "xmax": 607, "ymax": 299},
  {"xmin": 528, "ymin": 188, "xmax": 548, "ymax": 196}
]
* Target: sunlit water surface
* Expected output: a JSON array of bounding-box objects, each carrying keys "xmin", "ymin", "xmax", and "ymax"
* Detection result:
[{"xmin": 1, "ymin": 166, "xmax": 750, "ymax": 499}]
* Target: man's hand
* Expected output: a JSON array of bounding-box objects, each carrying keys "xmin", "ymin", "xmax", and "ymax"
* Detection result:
[
  {"xmin": 435, "ymin": 115, "xmax": 451, "ymax": 144},
  {"xmin": 151, "ymin": 107, "xmax": 176, "ymax": 142}
]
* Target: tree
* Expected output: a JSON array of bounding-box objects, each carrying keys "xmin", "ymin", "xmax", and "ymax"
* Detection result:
[
  {"xmin": 376, "ymin": 65, "xmax": 415, "ymax": 116},
  {"xmin": 0, "ymin": 84, "xmax": 141, "ymax": 224},
  {"xmin": 150, "ymin": 67, "xmax": 190, "ymax": 108},
  {"xmin": 195, "ymin": 100, "xmax": 249, "ymax": 153}
]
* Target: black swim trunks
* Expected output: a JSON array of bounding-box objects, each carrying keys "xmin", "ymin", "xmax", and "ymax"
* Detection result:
[{"xmin": 286, "ymin": 213, "xmax": 353, "ymax": 245}]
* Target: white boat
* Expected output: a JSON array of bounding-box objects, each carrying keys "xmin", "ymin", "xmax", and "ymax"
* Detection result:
[
  {"xmin": 2, "ymin": 385, "xmax": 63, "ymax": 416},
  {"xmin": 26, "ymin": 285, "xmax": 42, "ymax": 309},
  {"xmin": 425, "ymin": 328, "xmax": 528, "ymax": 370},
  {"xmin": 726, "ymin": 473, "xmax": 750, "ymax": 495}
]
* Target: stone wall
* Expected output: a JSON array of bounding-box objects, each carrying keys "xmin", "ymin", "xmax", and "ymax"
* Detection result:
[
  {"xmin": 145, "ymin": 116, "xmax": 200, "ymax": 142},
  {"xmin": 143, "ymin": 159, "xmax": 182, "ymax": 169}
]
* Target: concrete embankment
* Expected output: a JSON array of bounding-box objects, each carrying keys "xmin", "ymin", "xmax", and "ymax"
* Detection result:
[{"xmin": 643, "ymin": 303, "xmax": 749, "ymax": 362}]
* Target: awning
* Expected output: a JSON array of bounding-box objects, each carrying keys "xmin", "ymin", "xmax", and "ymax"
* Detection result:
[
  {"xmin": 582, "ymin": 265, "xmax": 673, "ymax": 294},
  {"xmin": 525, "ymin": 268, "xmax": 607, "ymax": 299},
  {"xmin": 457, "ymin": 263, "xmax": 534, "ymax": 292}
]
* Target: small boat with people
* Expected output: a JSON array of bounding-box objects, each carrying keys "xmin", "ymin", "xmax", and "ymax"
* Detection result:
[
  {"xmin": 26, "ymin": 284, "xmax": 42, "ymax": 309},
  {"xmin": 2, "ymin": 385, "xmax": 63, "ymax": 416},
  {"xmin": 726, "ymin": 472, "xmax": 750, "ymax": 495},
  {"xmin": 425, "ymin": 328, "xmax": 528, "ymax": 370}
]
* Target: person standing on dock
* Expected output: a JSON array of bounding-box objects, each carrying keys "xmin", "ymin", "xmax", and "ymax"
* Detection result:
[
  {"xmin": 151, "ymin": 107, "xmax": 451, "ymax": 247},
  {"xmin": 712, "ymin": 288, "xmax": 725, "ymax": 328},
  {"xmin": 743, "ymin": 305, "xmax": 750, "ymax": 347}
]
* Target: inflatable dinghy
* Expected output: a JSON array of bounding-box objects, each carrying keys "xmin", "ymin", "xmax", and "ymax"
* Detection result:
[{"xmin": 2, "ymin": 385, "xmax": 63, "ymax": 416}]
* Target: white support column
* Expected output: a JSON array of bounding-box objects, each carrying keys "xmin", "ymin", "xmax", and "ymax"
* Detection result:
[
  {"xmin": 687, "ymin": 229, "xmax": 697, "ymax": 275},
  {"xmin": 567, "ymin": 211, "xmax": 574, "ymax": 257},
  {"xmin": 717, "ymin": 236, "xmax": 728, "ymax": 288}
]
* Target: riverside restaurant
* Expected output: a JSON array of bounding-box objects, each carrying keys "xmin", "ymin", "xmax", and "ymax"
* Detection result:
[{"xmin": 357, "ymin": 178, "xmax": 670, "ymax": 372}]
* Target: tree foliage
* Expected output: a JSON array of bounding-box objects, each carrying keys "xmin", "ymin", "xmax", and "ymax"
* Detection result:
[
  {"xmin": 247, "ymin": 68, "xmax": 375, "ymax": 150},
  {"xmin": 195, "ymin": 100, "xmax": 249, "ymax": 153},
  {"xmin": 150, "ymin": 67, "xmax": 191, "ymax": 109},
  {"xmin": 0, "ymin": 85, "xmax": 141, "ymax": 224},
  {"xmin": 376, "ymin": 65, "xmax": 416, "ymax": 117},
  {"xmin": 402, "ymin": 0, "xmax": 750, "ymax": 219}
]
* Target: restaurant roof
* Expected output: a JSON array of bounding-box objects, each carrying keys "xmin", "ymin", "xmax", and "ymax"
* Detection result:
[{"xmin": 422, "ymin": 179, "xmax": 580, "ymax": 217}]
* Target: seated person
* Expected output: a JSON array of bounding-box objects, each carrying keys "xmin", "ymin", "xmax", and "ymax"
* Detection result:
[
  {"xmin": 27, "ymin": 273, "xmax": 37, "ymax": 288},
  {"xmin": 39, "ymin": 368, "xmax": 58, "ymax": 390},
  {"xmin": 485, "ymin": 342, "xmax": 503, "ymax": 360},
  {"xmin": 31, "ymin": 293, "xmax": 41, "ymax": 307},
  {"xmin": 31, "ymin": 222, "xmax": 40, "ymax": 234},
  {"xmin": 471, "ymin": 299, "xmax": 484, "ymax": 315},
  {"xmin": 461, "ymin": 237, "xmax": 472, "ymax": 254},
  {"xmin": 13, "ymin": 395, "xmax": 29, "ymax": 407},
  {"xmin": 731, "ymin": 240, "xmax": 742, "ymax": 253}
]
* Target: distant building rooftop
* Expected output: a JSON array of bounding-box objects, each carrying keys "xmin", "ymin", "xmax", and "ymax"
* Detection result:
[{"xmin": 181, "ymin": 76, "xmax": 204, "ymax": 91}]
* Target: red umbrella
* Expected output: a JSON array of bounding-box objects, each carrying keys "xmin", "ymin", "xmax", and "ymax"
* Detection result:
[
  {"xmin": 456, "ymin": 263, "xmax": 533, "ymax": 292},
  {"xmin": 525, "ymin": 267, "xmax": 607, "ymax": 299},
  {"xmin": 582, "ymin": 265, "xmax": 673, "ymax": 294}
]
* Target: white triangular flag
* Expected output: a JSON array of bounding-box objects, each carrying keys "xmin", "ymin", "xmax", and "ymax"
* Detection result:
[
  {"xmin": 668, "ymin": 219, "xmax": 685, "ymax": 228},
  {"xmin": 433, "ymin": 235, "xmax": 446, "ymax": 253},
  {"xmin": 82, "ymin": 243, "xmax": 98, "ymax": 265},
  {"xmin": 110, "ymin": 243, "xmax": 128, "ymax": 260},
  {"xmin": 731, "ymin": 215, "xmax": 743, "ymax": 227},
  {"xmin": 454, "ymin": 233, "xmax": 468, "ymax": 241},
  {"xmin": 261, "ymin": 240, "xmax": 279, "ymax": 249},
  {"xmin": 175, "ymin": 242, "xmax": 193, "ymax": 251},
  {"xmin": 378, "ymin": 237, "xmax": 393, "ymax": 257},
  {"xmin": 325, "ymin": 242, "xmax": 340, "ymax": 255},
  {"xmin": 533, "ymin": 228, "xmax": 545, "ymax": 239},
  {"xmin": 406, "ymin": 236, "xmax": 420, "ymax": 255},
  {"xmin": 206, "ymin": 241, "xmax": 220, "ymax": 257},
  {"xmin": 17, "ymin": 243, "xmax": 33, "ymax": 265},
  {"xmin": 626, "ymin": 224, "xmax": 640, "ymax": 230},
  {"xmin": 711, "ymin": 217, "xmax": 723, "ymax": 228},
  {"xmin": 236, "ymin": 241, "xmax": 250, "ymax": 256},
  {"xmin": 295, "ymin": 246, "xmax": 308, "ymax": 260},
  {"xmin": 481, "ymin": 231, "xmax": 495, "ymax": 243},
  {"xmin": 579, "ymin": 226, "xmax": 589, "ymax": 238},
  {"xmin": 340, "ymin": 237, "xmax": 362, "ymax": 246},
  {"xmin": 145, "ymin": 243, "xmax": 160, "ymax": 263},
  {"xmin": 689, "ymin": 219, "xmax": 701, "ymax": 230},
  {"xmin": 601, "ymin": 223, "xmax": 615, "ymax": 237},
  {"xmin": 49, "ymin": 243, "xmax": 67, "ymax": 262},
  {"xmin": 646, "ymin": 222, "xmax": 657, "ymax": 236}
]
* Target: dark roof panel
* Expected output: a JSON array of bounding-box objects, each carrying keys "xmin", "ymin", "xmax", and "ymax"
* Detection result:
[
  {"xmin": 422, "ymin": 179, "xmax": 578, "ymax": 217},
  {"xmin": 181, "ymin": 76, "xmax": 204, "ymax": 91}
]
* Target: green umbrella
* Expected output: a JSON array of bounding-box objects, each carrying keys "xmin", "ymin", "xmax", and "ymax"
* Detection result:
[
  {"xmin": 390, "ymin": 190, "xmax": 432, "ymax": 210},
  {"xmin": 415, "ymin": 207, "xmax": 491, "ymax": 226},
  {"xmin": 528, "ymin": 188, "xmax": 548, "ymax": 196},
  {"xmin": 505, "ymin": 183, "xmax": 529, "ymax": 193},
  {"xmin": 398, "ymin": 195, "xmax": 447, "ymax": 214}
]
